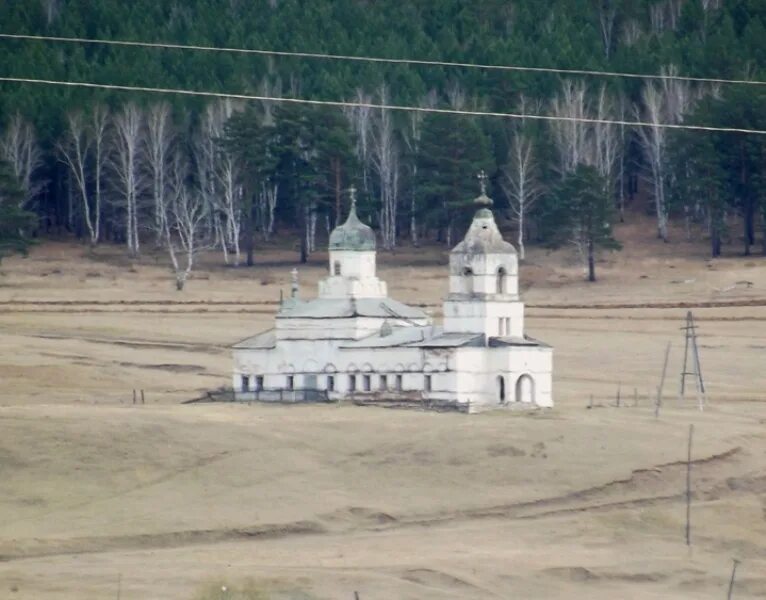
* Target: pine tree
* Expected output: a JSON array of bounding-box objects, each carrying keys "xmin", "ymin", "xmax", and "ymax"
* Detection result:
[
  {"xmin": 0, "ymin": 160, "xmax": 36, "ymax": 264},
  {"xmin": 544, "ymin": 164, "xmax": 621, "ymax": 281}
]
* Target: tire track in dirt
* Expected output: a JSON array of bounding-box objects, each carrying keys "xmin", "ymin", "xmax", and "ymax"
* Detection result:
[{"xmin": 0, "ymin": 447, "xmax": 743, "ymax": 563}]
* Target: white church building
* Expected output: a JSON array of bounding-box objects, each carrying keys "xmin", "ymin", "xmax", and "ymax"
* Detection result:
[{"xmin": 232, "ymin": 185, "xmax": 553, "ymax": 413}]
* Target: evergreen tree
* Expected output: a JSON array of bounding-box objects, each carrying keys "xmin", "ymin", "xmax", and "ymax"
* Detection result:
[
  {"xmin": 416, "ymin": 114, "xmax": 493, "ymax": 245},
  {"xmin": 544, "ymin": 164, "xmax": 621, "ymax": 282},
  {"xmin": 0, "ymin": 160, "xmax": 36, "ymax": 263}
]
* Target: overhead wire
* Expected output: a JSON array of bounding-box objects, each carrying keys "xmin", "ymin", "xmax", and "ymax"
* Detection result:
[
  {"xmin": 0, "ymin": 32, "xmax": 765, "ymax": 88},
  {"xmin": 1, "ymin": 76, "xmax": 764, "ymax": 135}
]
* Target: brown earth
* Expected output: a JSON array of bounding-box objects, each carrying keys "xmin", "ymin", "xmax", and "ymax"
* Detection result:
[{"xmin": 0, "ymin": 217, "xmax": 765, "ymax": 599}]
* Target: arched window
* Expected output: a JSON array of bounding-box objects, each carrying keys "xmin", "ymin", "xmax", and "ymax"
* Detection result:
[
  {"xmin": 498, "ymin": 376, "xmax": 506, "ymax": 403},
  {"xmin": 462, "ymin": 267, "xmax": 474, "ymax": 294},
  {"xmin": 333, "ymin": 260, "xmax": 342, "ymax": 276},
  {"xmin": 497, "ymin": 267, "xmax": 507, "ymax": 294}
]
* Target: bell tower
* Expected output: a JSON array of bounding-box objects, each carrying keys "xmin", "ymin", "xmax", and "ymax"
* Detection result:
[
  {"xmin": 318, "ymin": 187, "xmax": 387, "ymax": 299},
  {"xmin": 443, "ymin": 173, "xmax": 524, "ymax": 339}
]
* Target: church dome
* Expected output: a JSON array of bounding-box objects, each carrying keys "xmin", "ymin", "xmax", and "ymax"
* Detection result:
[
  {"xmin": 329, "ymin": 196, "xmax": 376, "ymax": 252},
  {"xmin": 452, "ymin": 176, "xmax": 516, "ymax": 255}
]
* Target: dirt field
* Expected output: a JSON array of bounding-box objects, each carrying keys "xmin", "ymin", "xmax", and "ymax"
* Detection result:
[{"xmin": 1, "ymin": 219, "xmax": 765, "ymax": 599}]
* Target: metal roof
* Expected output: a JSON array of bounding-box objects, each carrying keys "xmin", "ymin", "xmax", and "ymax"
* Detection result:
[
  {"xmin": 232, "ymin": 329, "xmax": 276, "ymax": 350},
  {"xmin": 276, "ymin": 297, "xmax": 429, "ymax": 321}
]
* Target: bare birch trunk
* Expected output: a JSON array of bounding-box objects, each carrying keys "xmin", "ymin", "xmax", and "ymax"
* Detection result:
[{"xmin": 112, "ymin": 103, "xmax": 144, "ymax": 256}]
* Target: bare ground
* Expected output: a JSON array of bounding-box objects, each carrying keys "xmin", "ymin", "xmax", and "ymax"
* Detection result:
[{"xmin": 0, "ymin": 219, "xmax": 765, "ymax": 599}]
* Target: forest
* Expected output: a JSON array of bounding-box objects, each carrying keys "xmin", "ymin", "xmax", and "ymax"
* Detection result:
[{"xmin": 0, "ymin": 0, "xmax": 765, "ymax": 286}]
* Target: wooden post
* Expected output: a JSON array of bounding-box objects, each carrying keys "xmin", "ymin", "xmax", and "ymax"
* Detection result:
[
  {"xmin": 656, "ymin": 342, "xmax": 671, "ymax": 418},
  {"xmin": 685, "ymin": 424, "xmax": 694, "ymax": 546},
  {"xmin": 616, "ymin": 382, "xmax": 621, "ymax": 407},
  {"xmin": 116, "ymin": 573, "xmax": 122, "ymax": 600},
  {"xmin": 680, "ymin": 311, "xmax": 706, "ymax": 410},
  {"xmin": 140, "ymin": 389, "xmax": 145, "ymax": 404},
  {"xmin": 132, "ymin": 389, "xmax": 136, "ymax": 405},
  {"xmin": 727, "ymin": 559, "xmax": 740, "ymax": 600},
  {"xmin": 354, "ymin": 592, "xmax": 360, "ymax": 600}
]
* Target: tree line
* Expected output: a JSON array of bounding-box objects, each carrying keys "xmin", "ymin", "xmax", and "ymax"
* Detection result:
[{"xmin": 0, "ymin": 0, "xmax": 765, "ymax": 284}]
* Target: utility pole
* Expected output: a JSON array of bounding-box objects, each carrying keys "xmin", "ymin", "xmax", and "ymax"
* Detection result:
[{"xmin": 680, "ymin": 311, "xmax": 706, "ymax": 411}]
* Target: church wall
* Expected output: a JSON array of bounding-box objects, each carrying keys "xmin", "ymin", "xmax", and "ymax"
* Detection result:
[
  {"xmin": 443, "ymin": 300, "xmax": 525, "ymax": 337},
  {"xmin": 453, "ymin": 346, "xmax": 553, "ymax": 412}
]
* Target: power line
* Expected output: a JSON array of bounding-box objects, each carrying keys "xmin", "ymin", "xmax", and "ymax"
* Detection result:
[
  {"xmin": 1, "ymin": 32, "xmax": 765, "ymax": 88},
  {"xmin": 1, "ymin": 76, "xmax": 765, "ymax": 135}
]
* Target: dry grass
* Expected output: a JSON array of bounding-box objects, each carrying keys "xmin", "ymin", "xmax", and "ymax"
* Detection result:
[{"xmin": 0, "ymin": 217, "xmax": 765, "ymax": 599}]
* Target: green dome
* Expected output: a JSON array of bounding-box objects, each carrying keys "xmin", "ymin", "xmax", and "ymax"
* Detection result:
[{"xmin": 329, "ymin": 203, "xmax": 376, "ymax": 251}]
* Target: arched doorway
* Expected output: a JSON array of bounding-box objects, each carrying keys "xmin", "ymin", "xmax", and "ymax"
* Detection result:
[
  {"xmin": 497, "ymin": 375, "xmax": 506, "ymax": 403},
  {"xmin": 497, "ymin": 267, "xmax": 507, "ymax": 294},
  {"xmin": 515, "ymin": 374, "xmax": 535, "ymax": 404}
]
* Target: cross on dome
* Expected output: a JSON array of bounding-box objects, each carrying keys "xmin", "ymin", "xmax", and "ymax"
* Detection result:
[
  {"xmin": 474, "ymin": 170, "xmax": 493, "ymax": 207},
  {"xmin": 348, "ymin": 185, "xmax": 357, "ymax": 210},
  {"xmin": 477, "ymin": 170, "xmax": 488, "ymax": 195}
]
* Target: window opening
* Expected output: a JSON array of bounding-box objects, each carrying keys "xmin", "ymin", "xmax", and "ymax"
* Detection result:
[
  {"xmin": 333, "ymin": 260, "xmax": 342, "ymax": 276},
  {"xmin": 425, "ymin": 375, "xmax": 432, "ymax": 392},
  {"xmin": 363, "ymin": 374, "xmax": 371, "ymax": 391},
  {"xmin": 497, "ymin": 267, "xmax": 507, "ymax": 294},
  {"xmin": 255, "ymin": 375, "xmax": 264, "ymax": 391},
  {"xmin": 349, "ymin": 374, "xmax": 357, "ymax": 392},
  {"xmin": 287, "ymin": 375, "xmax": 295, "ymax": 390},
  {"xmin": 327, "ymin": 375, "xmax": 335, "ymax": 391},
  {"xmin": 395, "ymin": 374, "xmax": 403, "ymax": 391},
  {"xmin": 380, "ymin": 374, "xmax": 388, "ymax": 391},
  {"xmin": 241, "ymin": 375, "xmax": 250, "ymax": 392}
]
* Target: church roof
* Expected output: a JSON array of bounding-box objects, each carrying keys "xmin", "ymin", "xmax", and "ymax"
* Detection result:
[
  {"xmin": 451, "ymin": 174, "xmax": 516, "ymax": 256},
  {"xmin": 328, "ymin": 193, "xmax": 376, "ymax": 251},
  {"xmin": 452, "ymin": 208, "xmax": 517, "ymax": 255},
  {"xmin": 276, "ymin": 297, "xmax": 428, "ymax": 320},
  {"xmin": 341, "ymin": 326, "xmax": 484, "ymax": 349},
  {"xmin": 232, "ymin": 329, "xmax": 276, "ymax": 350}
]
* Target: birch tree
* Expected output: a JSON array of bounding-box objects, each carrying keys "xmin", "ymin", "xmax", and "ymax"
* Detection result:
[
  {"xmin": 596, "ymin": 0, "xmax": 618, "ymax": 59},
  {"xmin": 502, "ymin": 133, "xmax": 543, "ymax": 260},
  {"xmin": 57, "ymin": 111, "xmax": 100, "ymax": 245},
  {"xmin": 344, "ymin": 88, "xmax": 373, "ymax": 201},
  {"xmin": 164, "ymin": 154, "xmax": 210, "ymax": 290},
  {"xmin": 549, "ymin": 80, "xmax": 589, "ymax": 176},
  {"xmin": 144, "ymin": 102, "xmax": 174, "ymax": 245},
  {"xmin": 636, "ymin": 66, "xmax": 693, "ymax": 241},
  {"xmin": 371, "ymin": 85, "xmax": 400, "ymax": 250},
  {"xmin": 111, "ymin": 103, "xmax": 144, "ymax": 256},
  {"xmin": 0, "ymin": 114, "xmax": 44, "ymax": 208},
  {"xmin": 91, "ymin": 105, "xmax": 109, "ymax": 244}
]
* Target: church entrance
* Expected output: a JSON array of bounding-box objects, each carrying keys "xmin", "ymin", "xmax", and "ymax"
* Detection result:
[
  {"xmin": 515, "ymin": 374, "xmax": 535, "ymax": 404},
  {"xmin": 497, "ymin": 375, "xmax": 506, "ymax": 403}
]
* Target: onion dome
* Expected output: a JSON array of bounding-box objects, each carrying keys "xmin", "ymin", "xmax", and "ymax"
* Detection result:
[
  {"xmin": 329, "ymin": 186, "xmax": 376, "ymax": 251},
  {"xmin": 452, "ymin": 171, "xmax": 517, "ymax": 255}
]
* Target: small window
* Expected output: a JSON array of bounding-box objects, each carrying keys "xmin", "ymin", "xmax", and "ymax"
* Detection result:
[
  {"xmin": 287, "ymin": 375, "xmax": 295, "ymax": 390},
  {"xmin": 497, "ymin": 267, "xmax": 507, "ymax": 294},
  {"xmin": 241, "ymin": 375, "xmax": 250, "ymax": 392},
  {"xmin": 255, "ymin": 375, "xmax": 264, "ymax": 391},
  {"xmin": 327, "ymin": 375, "xmax": 335, "ymax": 391},
  {"xmin": 363, "ymin": 374, "xmax": 371, "ymax": 391},
  {"xmin": 333, "ymin": 260, "xmax": 342, "ymax": 276},
  {"xmin": 380, "ymin": 374, "xmax": 388, "ymax": 391},
  {"xmin": 505, "ymin": 318, "xmax": 511, "ymax": 336},
  {"xmin": 498, "ymin": 318, "xmax": 504, "ymax": 336},
  {"xmin": 425, "ymin": 375, "xmax": 432, "ymax": 392},
  {"xmin": 396, "ymin": 374, "xmax": 403, "ymax": 391},
  {"xmin": 349, "ymin": 374, "xmax": 356, "ymax": 392}
]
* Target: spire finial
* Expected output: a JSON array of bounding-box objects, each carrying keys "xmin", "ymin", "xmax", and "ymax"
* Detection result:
[
  {"xmin": 348, "ymin": 185, "xmax": 357, "ymax": 210},
  {"xmin": 477, "ymin": 170, "xmax": 488, "ymax": 196}
]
